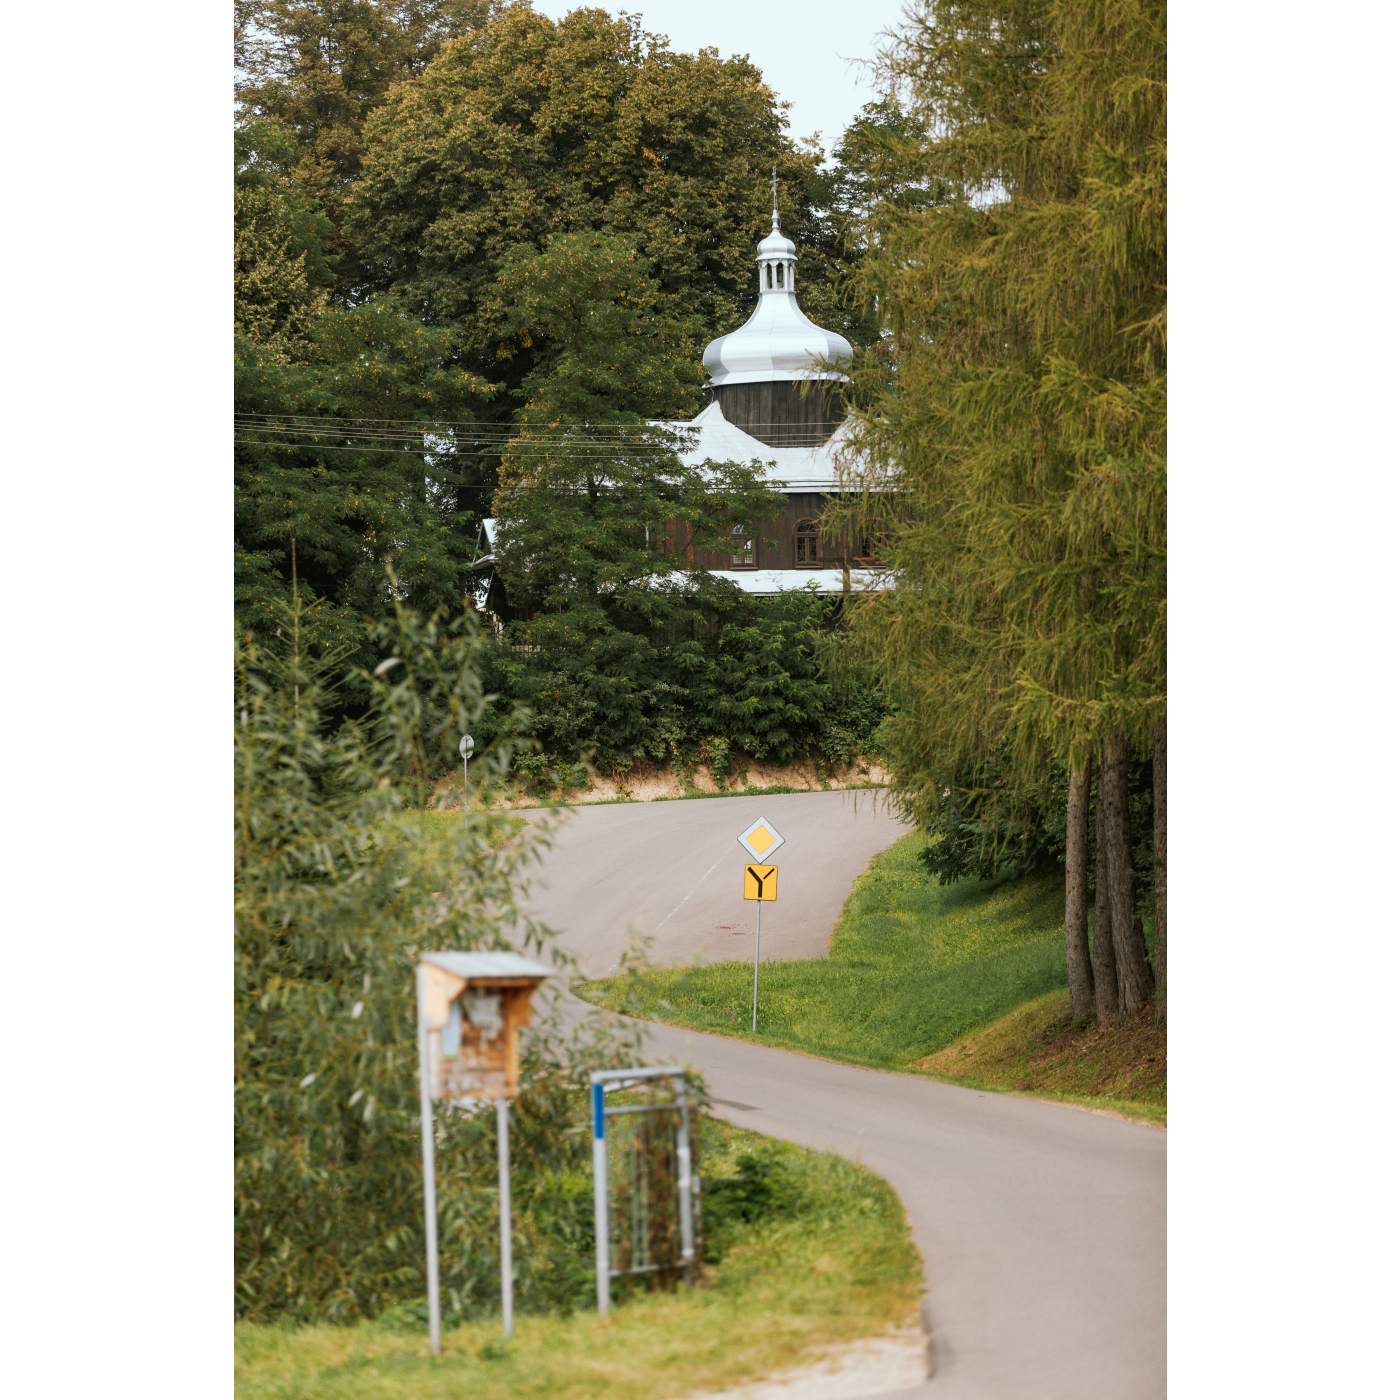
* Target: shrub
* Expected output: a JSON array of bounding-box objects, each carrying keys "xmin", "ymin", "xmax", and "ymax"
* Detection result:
[{"xmin": 234, "ymin": 589, "xmax": 639, "ymax": 1322}]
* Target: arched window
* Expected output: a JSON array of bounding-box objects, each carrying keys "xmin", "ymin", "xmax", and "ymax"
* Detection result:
[
  {"xmin": 731, "ymin": 524, "xmax": 755, "ymax": 568},
  {"xmin": 766, "ymin": 263, "xmax": 773, "ymax": 289},
  {"xmin": 794, "ymin": 519, "xmax": 820, "ymax": 565},
  {"xmin": 854, "ymin": 529, "xmax": 882, "ymax": 562},
  {"xmin": 777, "ymin": 262, "xmax": 784, "ymax": 288}
]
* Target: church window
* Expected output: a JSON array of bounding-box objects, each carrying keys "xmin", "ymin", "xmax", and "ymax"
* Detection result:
[
  {"xmin": 794, "ymin": 519, "xmax": 820, "ymax": 565},
  {"xmin": 766, "ymin": 263, "xmax": 773, "ymax": 289},
  {"xmin": 777, "ymin": 262, "xmax": 784, "ymax": 288},
  {"xmin": 731, "ymin": 524, "xmax": 755, "ymax": 568}
]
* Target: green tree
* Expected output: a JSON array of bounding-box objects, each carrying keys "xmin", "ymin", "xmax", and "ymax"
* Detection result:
[
  {"xmin": 235, "ymin": 587, "xmax": 638, "ymax": 1320},
  {"xmin": 830, "ymin": 0, "xmax": 1166, "ymax": 1025},
  {"xmin": 346, "ymin": 7, "xmax": 858, "ymax": 372},
  {"xmin": 235, "ymin": 297, "xmax": 495, "ymax": 707},
  {"xmin": 482, "ymin": 230, "xmax": 817, "ymax": 775},
  {"xmin": 808, "ymin": 97, "xmax": 948, "ymax": 347},
  {"xmin": 235, "ymin": 0, "xmax": 505, "ymax": 289},
  {"xmin": 235, "ymin": 122, "xmax": 337, "ymax": 360}
]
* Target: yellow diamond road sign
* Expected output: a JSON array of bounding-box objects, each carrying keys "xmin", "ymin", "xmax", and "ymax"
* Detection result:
[{"xmin": 737, "ymin": 815, "xmax": 785, "ymax": 861}]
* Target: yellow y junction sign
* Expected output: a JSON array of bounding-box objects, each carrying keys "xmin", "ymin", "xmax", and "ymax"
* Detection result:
[{"xmin": 744, "ymin": 864, "xmax": 778, "ymax": 900}]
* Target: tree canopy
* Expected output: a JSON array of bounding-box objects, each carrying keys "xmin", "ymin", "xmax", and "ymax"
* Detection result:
[
  {"xmin": 345, "ymin": 7, "xmax": 861, "ymax": 366},
  {"xmin": 832, "ymin": 0, "xmax": 1166, "ymax": 812}
]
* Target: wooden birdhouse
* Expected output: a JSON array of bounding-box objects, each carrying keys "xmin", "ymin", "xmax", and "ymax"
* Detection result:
[{"xmin": 416, "ymin": 951, "xmax": 552, "ymax": 1102}]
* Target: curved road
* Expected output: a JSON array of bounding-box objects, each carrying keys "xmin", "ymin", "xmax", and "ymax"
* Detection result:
[{"xmin": 520, "ymin": 791, "xmax": 1166, "ymax": 1400}]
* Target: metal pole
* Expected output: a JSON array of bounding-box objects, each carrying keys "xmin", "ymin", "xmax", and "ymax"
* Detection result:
[
  {"xmin": 751, "ymin": 900, "xmax": 761, "ymax": 1031},
  {"xmin": 497, "ymin": 1096, "xmax": 514, "ymax": 1338},
  {"xmin": 675, "ymin": 1075, "xmax": 694, "ymax": 1279},
  {"xmin": 460, "ymin": 735, "xmax": 474, "ymax": 829},
  {"xmin": 592, "ymin": 1080, "xmax": 610, "ymax": 1314},
  {"xmin": 415, "ymin": 968, "xmax": 442, "ymax": 1355}
]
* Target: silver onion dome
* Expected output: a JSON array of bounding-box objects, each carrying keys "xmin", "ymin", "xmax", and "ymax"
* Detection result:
[{"xmin": 702, "ymin": 202, "xmax": 853, "ymax": 388}]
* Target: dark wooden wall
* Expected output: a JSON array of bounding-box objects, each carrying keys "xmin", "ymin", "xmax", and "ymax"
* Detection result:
[
  {"xmin": 709, "ymin": 380, "xmax": 845, "ymax": 447},
  {"xmin": 668, "ymin": 492, "xmax": 874, "ymax": 572}
]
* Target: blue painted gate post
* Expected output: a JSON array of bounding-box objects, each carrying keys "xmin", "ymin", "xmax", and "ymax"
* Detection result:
[{"xmin": 591, "ymin": 1078, "xmax": 609, "ymax": 1314}]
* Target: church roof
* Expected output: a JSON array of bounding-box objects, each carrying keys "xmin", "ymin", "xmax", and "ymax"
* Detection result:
[
  {"xmin": 673, "ymin": 401, "xmax": 850, "ymax": 491},
  {"xmin": 702, "ymin": 198, "xmax": 853, "ymax": 388}
]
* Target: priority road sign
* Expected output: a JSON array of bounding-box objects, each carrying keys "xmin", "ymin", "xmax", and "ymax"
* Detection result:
[
  {"xmin": 737, "ymin": 815, "xmax": 785, "ymax": 861},
  {"xmin": 744, "ymin": 864, "xmax": 777, "ymax": 901}
]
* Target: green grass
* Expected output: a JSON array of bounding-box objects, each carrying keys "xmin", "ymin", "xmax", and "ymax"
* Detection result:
[
  {"xmin": 575, "ymin": 833, "xmax": 1069, "ymax": 1070},
  {"xmin": 235, "ymin": 1119, "xmax": 922, "ymax": 1400}
]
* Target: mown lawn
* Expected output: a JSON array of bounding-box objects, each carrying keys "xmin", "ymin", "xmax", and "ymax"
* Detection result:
[
  {"xmin": 575, "ymin": 832, "xmax": 1070, "ymax": 1070},
  {"xmin": 235, "ymin": 1119, "xmax": 922, "ymax": 1400}
]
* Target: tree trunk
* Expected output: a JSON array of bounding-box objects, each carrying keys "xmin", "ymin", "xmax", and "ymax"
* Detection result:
[
  {"xmin": 1102, "ymin": 728, "xmax": 1155, "ymax": 1022},
  {"xmin": 1152, "ymin": 717, "xmax": 1166, "ymax": 1030},
  {"xmin": 1092, "ymin": 765, "xmax": 1119, "ymax": 1028},
  {"xmin": 1064, "ymin": 755, "xmax": 1095, "ymax": 1020}
]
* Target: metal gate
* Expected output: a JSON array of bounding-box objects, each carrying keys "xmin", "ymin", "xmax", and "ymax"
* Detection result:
[{"xmin": 589, "ymin": 1066, "xmax": 699, "ymax": 1312}]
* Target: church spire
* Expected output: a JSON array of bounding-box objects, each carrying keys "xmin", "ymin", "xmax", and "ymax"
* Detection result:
[{"xmin": 756, "ymin": 170, "xmax": 796, "ymax": 295}]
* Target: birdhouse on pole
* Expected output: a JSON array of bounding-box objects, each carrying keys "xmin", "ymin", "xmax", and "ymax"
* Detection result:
[
  {"xmin": 415, "ymin": 949, "xmax": 553, "ymax": 1354},
  {"xmin": 417, "ymin": 950, "xmax": 551, "ymax": 1102}
]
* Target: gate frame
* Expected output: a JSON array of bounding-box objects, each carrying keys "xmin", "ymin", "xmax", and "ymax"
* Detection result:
[{"xmin": 588, "ymin": 1066, "xmax": 697, "ymax": 1314}]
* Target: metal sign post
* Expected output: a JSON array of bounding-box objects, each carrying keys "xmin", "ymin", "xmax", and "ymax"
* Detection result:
[
  {"xmin": 459, "ymin": 734, "xmax": 474, "ymax": 828},
  {"xmin": 497, "ymin": 1097, "xmax": 514, "ymax": 1337},
  {"xmin": 752, "ymin": 900, "xmax": 761, "ymax": 1030},
  {"xmin": 743, "ymin": 864, "xmax": 777, "ymax": 1030},
  {"xmin": 414, "ymin": 951, "xmax": 550, "ymax": 1351},
  {"xmin": 415, "ymin": 966, "xmax": 444, "ymax": 1355},
  {"xmin": 736, "ymin": 818, "xmax": 785, "ymax": 1032}
]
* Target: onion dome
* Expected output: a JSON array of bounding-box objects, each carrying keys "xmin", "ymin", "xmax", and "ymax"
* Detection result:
[{"xmin": 702, "ymin": 189, "xmax": 853, "ymax": 388}]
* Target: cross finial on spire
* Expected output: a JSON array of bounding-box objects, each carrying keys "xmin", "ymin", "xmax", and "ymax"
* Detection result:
[{"xmin": 771, "ymin": 166, "xmax": 779, "ymax": 231}]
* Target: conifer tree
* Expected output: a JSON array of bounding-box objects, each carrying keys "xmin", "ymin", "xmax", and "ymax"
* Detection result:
[{"xmin": 830, "ymin": 0, "xmax": 1166, "ymax": 1025}]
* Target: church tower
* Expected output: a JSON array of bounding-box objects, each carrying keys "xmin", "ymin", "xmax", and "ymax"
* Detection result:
[{"xmin": 701, "ymin": 178, "xmax": 854, "ymax": 448}]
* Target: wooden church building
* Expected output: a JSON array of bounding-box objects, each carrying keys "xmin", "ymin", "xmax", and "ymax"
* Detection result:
[{"xmin": 476, "ymin": 198, "xmax": 882, "ymax": 613}]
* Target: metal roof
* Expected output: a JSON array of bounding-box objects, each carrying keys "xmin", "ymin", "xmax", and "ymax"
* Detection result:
[
  {"xmin": 421, "ymin": 951, "xmax": 553, "ymax": 980},
  {"xmin": 702, "ymin": 210, "xmax": 852, "ymax": 387}
]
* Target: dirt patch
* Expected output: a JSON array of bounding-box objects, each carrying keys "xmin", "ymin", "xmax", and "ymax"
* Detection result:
[
  {"xmin": 671, "ymin": 1327, "xmax": 928, "ymax": 1400},
  {"xmin": 917, "ymin": 990, "xmax": 1167, "ymax": 1109},
  {"xmin": 433, "ymin": 757, "xmax": 891, "ymax": 809}
]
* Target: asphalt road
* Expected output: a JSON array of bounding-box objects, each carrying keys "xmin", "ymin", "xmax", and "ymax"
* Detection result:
[
  {"xmin": 521, "ymin": 791, "xmax": 1166, "ymax": 1399},
  {"xmin": 519, "ymin": 788, "xmax": 911, "ymax": 976}
]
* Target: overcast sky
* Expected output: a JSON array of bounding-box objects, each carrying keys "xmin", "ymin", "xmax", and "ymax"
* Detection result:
[{"xmin": 527, "ymin": 0, "xmax": 912, "ymax": 159}]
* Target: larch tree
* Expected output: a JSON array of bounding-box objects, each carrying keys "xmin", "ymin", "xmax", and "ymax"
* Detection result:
[{"xmin": 828, "ymin": 0, "xmax": 1166, "ymax": 1026}]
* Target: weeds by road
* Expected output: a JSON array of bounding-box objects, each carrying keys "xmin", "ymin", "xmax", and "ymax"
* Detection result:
[{"xmin": 235, "ymin": 1119, "xmax": 922, "ymax": 1400}]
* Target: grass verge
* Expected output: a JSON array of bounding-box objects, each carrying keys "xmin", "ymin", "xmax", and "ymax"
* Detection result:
[
  {"xmin": 575, "ymin": 833, "xmax": 1164, "ymax": 1121},
  {"xmin": 917, "ymin": 990, "xmax": 1166, "ymax": 1125},
  {"xmin": 576, "ymin": 832, "xmax": 1068, "ymax": 1070},
  {"xmin": 235, "ymin": 1118, "xmax": 922, "ymax": 1400}
]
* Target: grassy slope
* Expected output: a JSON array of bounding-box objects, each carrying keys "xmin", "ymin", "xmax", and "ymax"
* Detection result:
[
  {"xmin": 576, "ymin": 833, "xmax": 1069, "ymax": 1069},
  {"xmin": 236, "ymin": 1120, "xmax": 922, "ymax": 1400},
  {"xmin": 920, "ymin": 989, "xmax": 1166, "ymax": 1124}
]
